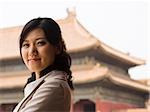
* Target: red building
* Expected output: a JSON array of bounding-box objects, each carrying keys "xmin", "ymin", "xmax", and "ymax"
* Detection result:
[{"xmin": 0, "ymin": 8, "xmax": 149, "ymax": 112}]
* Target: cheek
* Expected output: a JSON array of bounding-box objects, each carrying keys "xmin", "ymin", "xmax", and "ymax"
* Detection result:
[
  {"xmin": 42, "ymin": 48, "xmax": 56, "ymax": 65},
  {"xmin": 21, "ymin": 49, "xmax": 27, "ymax": 63}
]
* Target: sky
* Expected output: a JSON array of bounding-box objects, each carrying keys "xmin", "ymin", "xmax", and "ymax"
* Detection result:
[{"xmin": 0, "ymin": 0, "xmax": 149, "ymax": 80}]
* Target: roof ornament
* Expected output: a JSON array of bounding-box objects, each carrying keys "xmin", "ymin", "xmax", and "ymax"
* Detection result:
[{"xmin": 66, "ymin": 7, "xmax": 76, "ymax": 17}]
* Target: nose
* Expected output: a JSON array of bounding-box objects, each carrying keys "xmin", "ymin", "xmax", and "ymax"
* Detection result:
[{"xmin": 28, "ymin": 45, "xmax": 38, "ymax": 56}]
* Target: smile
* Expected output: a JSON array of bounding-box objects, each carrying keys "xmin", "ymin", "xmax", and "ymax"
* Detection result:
[{"xmin": 28, "ymin": 58, "xmax": 41, "ymax": 61}]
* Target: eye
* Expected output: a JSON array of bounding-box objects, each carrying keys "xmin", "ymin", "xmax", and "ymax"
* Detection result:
[
  {"xmin": 22, "ymin": 43, "xmax": 29, "ymax": 48},
  {"xmin": 36, "ymin": 40, "xmax": 46, "ymax": 46}
]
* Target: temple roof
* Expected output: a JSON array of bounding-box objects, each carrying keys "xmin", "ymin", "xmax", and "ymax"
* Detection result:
[
  {"xmin": 0, "ymin": 70, "xmax": 29, "ymax": 89},
  {"xmin": 0, "ymin": 65, "xmax": 149, "ymax": 93},
  {"xmin": 73, "ymin": 64, "xmax": 150, "ymax": 93},
  {"xmin": 0, "ymin": 8, "xmax": 145, "ymax": 67}
]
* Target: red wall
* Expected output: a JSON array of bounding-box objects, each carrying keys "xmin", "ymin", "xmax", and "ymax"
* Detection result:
[
  {"xmin": 96, "ymin": 99, "xmax": 137, "ymax": 112},
  {"xmin": 73, "ymin": 99, "xmax": 138, "ymax": 112}
]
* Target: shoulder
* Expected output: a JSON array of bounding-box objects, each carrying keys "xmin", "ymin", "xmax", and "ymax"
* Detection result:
[
  {"xmin": 44, "ymin": 70, "xmax": 67, "ymax": 83},
  {"xmin": 43, "ymin": 70, "xmax": 71, "ymax": 93},
  {"xmin": 32, "ymin": 70, "xmax": 71, "ymax": 99},
  {"xmin": 37, "ymin": 70, "xmax": 68, "ymax": 88}
]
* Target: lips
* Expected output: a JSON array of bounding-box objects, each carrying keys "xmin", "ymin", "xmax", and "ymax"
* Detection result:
[{"xmin": 28, "ymin": 58, "xmax": 41, "ymax": 61}]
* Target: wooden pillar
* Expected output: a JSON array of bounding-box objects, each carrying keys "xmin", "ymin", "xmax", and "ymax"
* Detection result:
[{"xmin": 95, "ymin": 98, "xmax": 101, "ymax": 112}]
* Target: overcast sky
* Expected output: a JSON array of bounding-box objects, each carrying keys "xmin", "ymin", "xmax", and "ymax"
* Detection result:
[{"xmin": 0, "ymin": 0, "xmax": 149, "ymax": 80}]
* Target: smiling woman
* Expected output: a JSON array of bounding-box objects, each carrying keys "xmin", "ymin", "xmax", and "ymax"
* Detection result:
[
  {"xmin": 13, "ymin": 17, "xmax": 73, "ymax": 112},
  {"xmin": 21, "ymin": 28, "xmax": 57, "ymax": 77}
]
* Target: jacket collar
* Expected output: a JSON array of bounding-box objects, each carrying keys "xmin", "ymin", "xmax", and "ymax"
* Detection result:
[{"xmin": 24, "ymin": 65, "xmax": 56, "ymax": 88}]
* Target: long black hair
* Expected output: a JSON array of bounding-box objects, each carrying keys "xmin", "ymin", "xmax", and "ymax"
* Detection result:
[{"xmin": 19, "ymin": 17, "xmax": 73, "ymax": 90}]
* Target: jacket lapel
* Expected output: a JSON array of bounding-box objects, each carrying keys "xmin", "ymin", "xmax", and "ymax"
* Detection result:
[
  {"xmin": 13, "ymin": 70, "xmax": 66, "ymax": 112},
  {"xmin": 13, "ymin": 74, "xmax": 49, "ymax": 112}
]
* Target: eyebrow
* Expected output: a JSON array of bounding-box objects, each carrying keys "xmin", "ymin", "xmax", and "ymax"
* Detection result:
[
  {"xmin": 35, "ymin": 38, "xmax": 47, "ymax": 41},
  {"xmin": 23, "ymin": 37, "xmax": 47, "ymax": 42}
]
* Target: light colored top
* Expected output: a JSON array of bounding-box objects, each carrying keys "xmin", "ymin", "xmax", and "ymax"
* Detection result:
[{"xmin": 13, "ymin": 70, "xmax": 71, "ymax": 112}]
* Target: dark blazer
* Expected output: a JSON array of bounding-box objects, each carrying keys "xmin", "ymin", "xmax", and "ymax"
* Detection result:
[{"xmin": 13, "ymin": 70, "xmax": 71, "ymax": 112}]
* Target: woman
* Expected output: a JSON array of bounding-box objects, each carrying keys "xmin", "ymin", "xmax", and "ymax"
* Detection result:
[{"xmin": 13, "ymin": 17, "xmax": 73, "ymax": 112}]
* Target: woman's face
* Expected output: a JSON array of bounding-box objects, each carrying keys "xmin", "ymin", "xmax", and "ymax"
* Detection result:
[{"xmin": 21, "ymin": 28, "xmax": 57, "ymax": 74}]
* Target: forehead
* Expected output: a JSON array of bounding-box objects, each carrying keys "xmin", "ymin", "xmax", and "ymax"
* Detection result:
[{"xmin": 25, "ymin": 28, "xmax": 46, "ymax": 41}]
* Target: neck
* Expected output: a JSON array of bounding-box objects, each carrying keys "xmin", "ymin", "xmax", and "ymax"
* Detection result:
[{"xmin": 35, "ymin": 72, "xmax": 40, "ymax": 79}]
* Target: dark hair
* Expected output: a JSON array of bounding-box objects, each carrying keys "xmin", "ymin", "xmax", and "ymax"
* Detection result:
[{"xmin": 19, "ymin": 17, "xmax": 73, "ymax": 90}]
